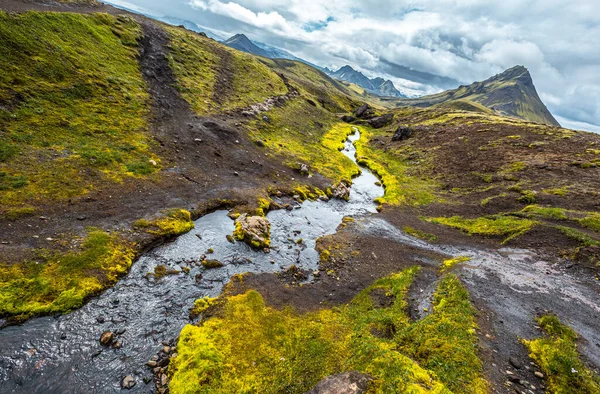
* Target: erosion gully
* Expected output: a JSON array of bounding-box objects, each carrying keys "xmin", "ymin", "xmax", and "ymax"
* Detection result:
[{"xmin": 1, "ymin": 130, "xmax": 599, "ymax": 393}]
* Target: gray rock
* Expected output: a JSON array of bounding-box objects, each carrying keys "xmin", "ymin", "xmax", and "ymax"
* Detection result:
[
  {"xmin": 355, "ymin": 104, "xmax": 369, "ymax": 118},
  {"xmin": 392, "ymin": 126, "xmax": 413, "ymax": 141},
  {"xmin": 306, "ymin": 371, "xmax": 372, "ymax": 394},
  {"xmin": 368, "ymin": 113, "xmax": 394, "ymax": 129},
  {"xmin": 121, "ymin": 375, "xmax": 136, "ymax": 389}
]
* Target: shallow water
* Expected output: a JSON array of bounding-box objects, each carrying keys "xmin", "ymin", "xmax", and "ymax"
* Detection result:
[{"xmin": 0, "ymin": 130, "xmax": 384, "ymax": 393}]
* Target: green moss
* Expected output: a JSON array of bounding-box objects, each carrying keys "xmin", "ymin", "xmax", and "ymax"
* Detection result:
[
  {"xmin": 543, "ymin": 186, "xmax": 569, "ymax": 196},
  {"xmin": 0, "ymin": 12, "xmax": 155, "ymax": 208},
  {"xmin": 517, "ymin": 190, "xmax": 537, "ymax": 204},
  {"xmin": 523, "ymin": 315, "xmax": 600, "ymax": 393},
  {"xmin": 165, "ymin": 25, "xmax": 287, "ymax": 116},
  {"xmin": 189, "ymin": 296, "xmax": 217, "ymax": 319},
  {"xmin": 480, "ymin": 193, "xmax": 507, "ymax": 207},
  {"xmin": 521, "ymin": 205, "xmax": 568, "ymax": 220},
  {"xmin": 557, "ymin": 226, "xmax": 600, "ymax": 247},
  {"xmin": 201, "ymin": 259, "xmax": 223, "ymax": 269},
  {"xmin": 403, "ymin": 226, "xmax": 438, "ymax": 242},
  {"xmin": 134, "ymin": 209, "xmax": 194, "ymax": 238},
  {"xmin": 441, "ymin": 256, "xmax": 471, "ymax": 272},
  {"xmin": 248, "ymin": 101, "xmax": 359, "ymax": 184},
  {"xmin": 2, "ymin": 206, "xmax": 38, "ymax": 220},
  {"xmin": 0, "ymin": 229, "xmax": 135, "ymax": 319},
  {"xmin": 427, "ymin": 215, "xmax": 536, "ymax": 244},
  {"xmin": 578, "ymin": 213, "xmax": 600, "ymax": 233},
  {"xmin": 169, "ymin": 268, "xmax": 487, "ymax": 393},
  {"xmin": 354, "ymin": 126, "xmax": 439, "ymax": 206}
]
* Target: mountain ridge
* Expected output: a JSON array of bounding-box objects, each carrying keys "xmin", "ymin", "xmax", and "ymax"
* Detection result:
[
  {"xmin": 387, "ymin": 65, "xmax": 560, "ymax": 126},
  {"xmin": 327, "ymin": 65, "xmax": 406, "ymax": 98}
]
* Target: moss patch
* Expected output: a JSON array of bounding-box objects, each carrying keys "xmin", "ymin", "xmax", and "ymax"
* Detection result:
[
  {"xmin": 0, "ymin": 12, "xmax": 154, "ymax": 208},
  {"xmin": 403, "ymin": 226, "xmax": 438, "ymax": 242},
  {"xmin": 0, "ymin": 229, "xmax": 135, "ymax": 320},
  {"xmin": 441, "ymin": 256, "xmax": 471, "ymax": 272},
  {"xmin": 427, "ymin": 215, "xmax": 536, "ymax": 244},
  {"xmin": 134, "ymin": 209, "xmax": 194, "ymax": 238},
  {"xmin": 523, "ymin": 315, "xmax": 600, "ymax": 393},
  {"xmin": 169, "ymin": 268, "xmax": 487, "ymax": 393}
]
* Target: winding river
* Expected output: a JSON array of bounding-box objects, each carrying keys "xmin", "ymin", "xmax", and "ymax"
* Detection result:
[{"xmin": 0, "ymin": 130, "xmax": 384, "ymax": 393}]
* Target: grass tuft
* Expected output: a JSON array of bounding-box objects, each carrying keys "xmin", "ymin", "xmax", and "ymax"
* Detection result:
[{"xmin": 427, "ymin": 215, "xmax": 536, "ymax": 244}]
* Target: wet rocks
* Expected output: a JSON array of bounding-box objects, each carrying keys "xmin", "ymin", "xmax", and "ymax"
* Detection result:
[
  {"xmin": 121, "ymin": 375, "xmax": 136, "ymax": 390},
  {"xmin": 368, "ymin": 113, "xmax": 394, "ymax": 129},
  {"xmin": 201, "ymin": 259, "xmax": 223, "ymax": 269},
  {"xmin": 392, "ymin": 126, "xmax": 413, "ymax": 141},
  {"xmin": 148, "ymin": 341, "xmax": 177, "ymax": 394},
  {"xmin": 99, "ymin": 331, "xmax": 115, "ymax": 346},
  {"xmin": 233, "ymin": 214, "xmax": 271, "ymax": 249},
  {"xmin": 306, "ymin": 371, "xmax": 372, "ymax": 394},
  {"xmin": 332, "ymin": 181, "xmax": 351, "ymax": 201}
]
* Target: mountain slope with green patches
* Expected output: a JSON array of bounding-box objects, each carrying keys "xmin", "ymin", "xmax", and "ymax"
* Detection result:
[{"xmin": 386, "ymin": 66, "xmax": 560, "ymax": 126}]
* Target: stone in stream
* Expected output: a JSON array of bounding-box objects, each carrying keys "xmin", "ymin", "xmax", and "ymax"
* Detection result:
[
  {"xmin": 99, "ymin": 331, "xmax": 114, "ymax": 346},
  {"xmin": 121, "ymin": 375, "xmax": 136, "ymax": 389},
  {"xmin": 306, "ymin": 371, "xmax": 372, "ymax": 394},
  {"xmin": 332, "ymin": 181, "xmax": 351, "ymax": 201},
  {"xmin": 233, "ymin": 214, "xmax": 271, "ymax": 249}
]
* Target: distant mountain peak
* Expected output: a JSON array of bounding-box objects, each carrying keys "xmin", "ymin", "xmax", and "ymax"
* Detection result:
[
  {"xmin": 327, "ymin": 65, "xmax": 406, "ymax": 98},
  {"xmin": 392, "ymin": 65, "xmax": 559, "ymax": 126}
]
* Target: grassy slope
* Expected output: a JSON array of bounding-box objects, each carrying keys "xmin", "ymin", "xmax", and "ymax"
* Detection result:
[
  {"xmin": 165, "ymin": 25, "xmax": 287, "ymax": 115},
  {"xmin": 0, "ymin": 11, "xmax": 156, "ymax": 213},
  {"xmin": 170, "ymin": 268, "xmax": 486, "ymax": 393}
]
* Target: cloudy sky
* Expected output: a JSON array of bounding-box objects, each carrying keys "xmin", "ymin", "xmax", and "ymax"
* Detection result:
[{"xmin": 105, "ymin": 0, "xmax": 600, "ymax": 132}]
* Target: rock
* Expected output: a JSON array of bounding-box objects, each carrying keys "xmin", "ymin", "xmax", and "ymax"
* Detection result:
[
  {"xmin": 262, "ymin": 115, "xmax": 270, "ymax": 122},
  {"xmin": 160, "ymin": 373, "xmax": 168, "ymax": 386},
  {"xmin": 392, "ymin": 126, "xmax": 413, "ymax": 141},
  {"xmin": 60, "ymin": 333, "xmax": 67, "ymax": 340},
  {"xmin": 306, "ymin": 371, "xmax": 372, "ymax": 394},
  {"xmin": 121, "ymin": 375, "xmax": 136, "ymax": 390},
  {"xmin": 355, "ymin": 104, "xmax": 369, "ymax": 118},
  {"xmin": 256, "ymin": 140, "xmax": 265, "ymax": 147},
  {"xmin": 299, "ymin": 163, "xmax": 310, "ymax": 175},
  {"xmin": 332, "ymin": 181, "xmax": 351, "ymax": 201},
  {"xmin": 146, "ymin": 360, "xmax": 157, "ymax": 368},
  {"xmin": 96, "ymin": 316, "xmax": 105, "ymax": 323},
  {"xmin": 341, "ymin": 115, "xmax": 356, "ymax": 123},
  {"xmin": 76, "ymin": 215, "xmax": 87, "ymax": 221},
  {"xmin": 201, "ymin": 259, "xmax": 224, "ymax": 269},
  {"xmin": 534, "ymin": 371, "xmax": 544, "ymax": 379},
  {"xmin": 157, "ymin": 357, "xmax": 170, "ymax": 368},
  {"xmin": 226, "ymin": 234, "xmax": 235, "ymax": 243},
  {"xmin": 99, "ymin": 331, "xmax": 115, "ymax": 346},
  {"xmin": 368, "ymin": 113, "xmax": 394, "ymax": 128},
  {"xmin": 318, "ymin": 195, "xmax": 330, "ymax": 202},
  {"xmin": 234, "ymin": 214, "xmax": 271, "ymax": 249},
  {"xmin": 509, "ymin": 357, "xmax": 522, "ymax": 369}
]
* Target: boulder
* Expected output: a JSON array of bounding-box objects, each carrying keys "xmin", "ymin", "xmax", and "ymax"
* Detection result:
[
  {"xmin": 341, "ymin": 115, "xmax": 356, "ymax": 123},
  {"xmin": 332, "ymin": 181, "xmax": 351, "ymax": 201},
  {"xmin": 233, "ymin": 214, "xmax": 271, "ymax": 249},
  {"xmin": 368, "ymin": 113, "xmax": 394, "ymax": 129},
  {"xmin": 299, "ymin": 163, "xmax": 310, "ymax": 175},
  {"xmin": 355, "ymin": 104, "xmax": 370, "ymax": 118},
  {"xmin": 306, "ymin": 371, "xmax": 372, "ymax": 394},
  {"xmin": 392, "ymin": 126, "xmax": 413, "ymax": 141}
]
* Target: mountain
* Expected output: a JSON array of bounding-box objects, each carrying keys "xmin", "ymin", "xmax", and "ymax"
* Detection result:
[
  {"xmin": 389, "ymin": 65, "xmax": 560, "ymax": 126},
  {"xmin": 223, "ymin": 33, "xmax": 325, "ymax": 70},
  {"xmin": 327, "ymin": 65, "xmax": 406, "ymax": 98},
  {"xmin": 223, "ymin": 33, "xmax": 270, "ymax": 57}
]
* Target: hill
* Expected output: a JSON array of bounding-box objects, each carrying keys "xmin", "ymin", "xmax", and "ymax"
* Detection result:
[{"xmin": 386, "ymin": 65, "xmax": 560, "ymax": 126}]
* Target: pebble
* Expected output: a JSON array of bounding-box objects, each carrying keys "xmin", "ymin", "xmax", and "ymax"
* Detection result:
[
  {"xmin": 121, "ymin": 375, "xmax": 136, "ymax": 389},
  {"xmin": 509, "ymin": 357, "xmax": 522, "ymax": 369},
  {"xmin": 534, "ymin": 371, "xmax": 544, "ymax": 378}
]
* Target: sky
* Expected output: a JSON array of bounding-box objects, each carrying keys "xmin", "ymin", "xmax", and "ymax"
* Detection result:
[{"xmin": 104, "ymin": 0, "xmax": 600, "ymax": 132}]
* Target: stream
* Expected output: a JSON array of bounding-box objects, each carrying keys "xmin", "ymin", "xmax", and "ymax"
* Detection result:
[{"xmin": 0, "ymin": 130, "xmax": 384, "ymax": 393}]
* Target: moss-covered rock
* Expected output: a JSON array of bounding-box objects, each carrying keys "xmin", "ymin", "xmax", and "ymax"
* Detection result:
[{"xmin": 233, "ymin": 214, "xmax": 271, "ymax": 249}]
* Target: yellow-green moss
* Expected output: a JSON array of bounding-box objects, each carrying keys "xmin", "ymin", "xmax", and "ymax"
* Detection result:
[
  {"xmin": 0, "ymin": 229, "xmax": 135, "ymax": 319},
  {"xmin": 134, "ymin": 209, "xmax": 194, "ymax": 238},
  {"xmin": 248, "ymin": 101, "xmax": 360, "ymax": 184},
  {"xmin": 0, "ymin": 12, "xmax": 155, "ymax": 208},
  {"xmin": 164, "ymin": 25, "xmax": 287, "ymax": 116},
  {"xmin": 169, "ymin": 268, "xmax": 487, "ymax": 393},
  {"xmin": 543, "ymin": 186, "xmax": 569, "ymax": 196},
  {"xmin": 521, "ymin": 205, "xmax": 568, "ymax": 220},
  {"xmin": 523, "ymin": 315, "xmax": 600, "ymax": 393},
  {"xmin": 578, "ymin": 213, "xmax": 600, "ymax": 233},
  {"xmin": 403, "ymin": 226, "xmax": 438, "ymax": 242},
  {"xmin": 354, "ymin": 126, "xmax": 439, "ymax": 206},
  {"xmin": 189, "ymin": 296, "xmax": 217, "ymax": 319},
  {"xmin": 427, "ymin": 215, "xmax": 536, "ymax": 244},
  {"xmin": 556, "ymin": 226, "xmax": 600, "ymax": 247},
  {"xmin": 441, "ymin": 256, "xmax": 471, "ymax": 272}
]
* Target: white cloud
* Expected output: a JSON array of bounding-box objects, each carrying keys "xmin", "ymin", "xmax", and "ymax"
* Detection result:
[{"xmin": 107, "ymin": 0, "xmax": 600, "ymax": 126}]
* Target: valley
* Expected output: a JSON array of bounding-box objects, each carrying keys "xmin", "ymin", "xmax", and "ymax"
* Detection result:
[{"xmin": 0, "ymin": 1, "xmax": 599, "ymax": 393}]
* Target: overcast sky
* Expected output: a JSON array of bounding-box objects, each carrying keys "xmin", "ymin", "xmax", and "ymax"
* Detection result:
[{"xmin": 105, "ymin": 0, "xmax": 600, "ymax": 132}]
